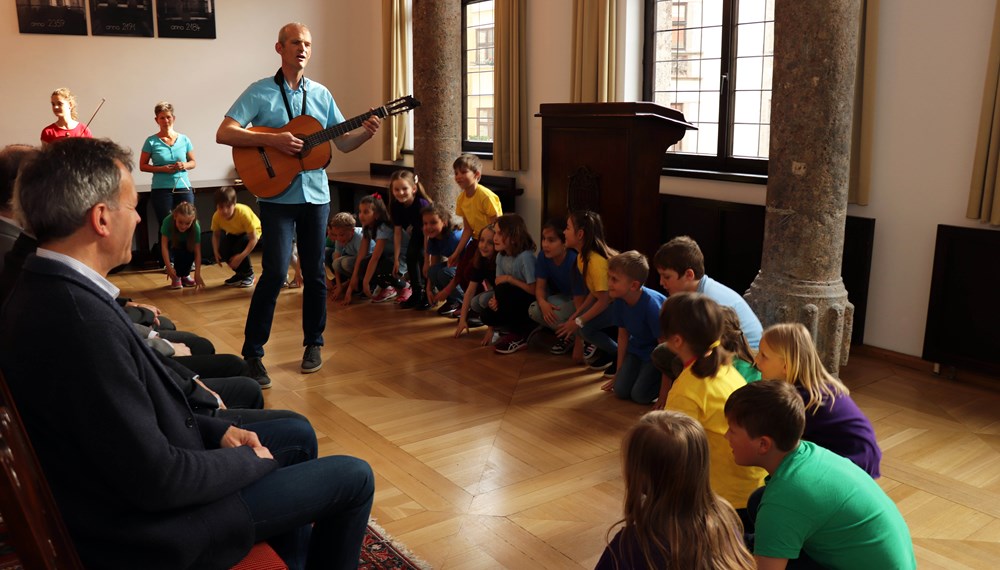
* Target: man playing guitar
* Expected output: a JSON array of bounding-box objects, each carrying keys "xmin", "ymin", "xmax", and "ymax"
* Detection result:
[{"xmin": 216, "ymin": 22, "xmax": 381, "ymax": 385}]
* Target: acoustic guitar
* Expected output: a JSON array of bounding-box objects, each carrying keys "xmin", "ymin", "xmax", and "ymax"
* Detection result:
[{"xmin": 233, "ymin": 95, "xmax": 419, "ymax": 198}]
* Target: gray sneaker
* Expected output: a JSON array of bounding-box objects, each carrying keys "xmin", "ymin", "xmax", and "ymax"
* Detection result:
[
  {"xmin": 301, "ymin": 344, "xmax": 322, "ymax": 373},
  {"xmin": 245, "ymin": 357, "xmax": 271, "ymax": 389}
]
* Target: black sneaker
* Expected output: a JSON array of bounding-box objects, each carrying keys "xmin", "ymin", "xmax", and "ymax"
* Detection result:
[
  {"xmin": 400, "ymin": 294, "xmax": 428, "ymax": 309},
  {"xmin": 603, "ymin": 359, "xmax": 618, "ymax": 378},
  {"xmin": 467, "ymin": 311, "xmax": 484, "ymax": 328},
  {"xmin": 437, "ymin": 300, "xmax": 461, "ymax": 317},
  {"xmin": 583, "ymin": 342, "xmax": 598, "ymax": 362},
  {"xmin": 245, "ymin": 357, "xmax": 271, "ymax": 389},
  {"xmin": 587, "ymin": 350, "xmax": 614, "ymax": 371},
  {"xmin": 301, "ymin": 345, "xmax": 322, "ymax": 373},
  {"xmin": 224, "ymin": 273, "xmax": 242, "ymax": 286},
  {"xmin": 550, "ymin": 335, "xmax": 573, "ymax": 355}
]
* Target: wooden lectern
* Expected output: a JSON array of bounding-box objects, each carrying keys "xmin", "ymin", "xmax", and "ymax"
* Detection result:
[{"xmin": 537, "ymin": 102, "xmax": 694, "ymax": 265}]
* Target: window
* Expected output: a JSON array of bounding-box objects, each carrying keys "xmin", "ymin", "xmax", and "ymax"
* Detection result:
[
  {"xmin": 645, "ymin": 0, "xmax": 773, "ymax": 178},
  {"xmin": 463, "ymin": 0, "xmax": 495, "ymax": 153}
]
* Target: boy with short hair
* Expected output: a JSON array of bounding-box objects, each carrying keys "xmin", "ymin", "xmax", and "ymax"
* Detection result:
[
  {"xmin": 211, "ymin": 186, "xmax": 262, "ymax": 287},
  {"xmin": 446, "ymin": 154, "xmax": 502, "ymax": 269},
  {"xmin": 602, "ymin": 251, "xmax": 667, "ymax": 403},
  {"xmin": 724, "ymin": 381, "xmax": 915, "ymax": 570},
  {"xmin": 654, "ymin": 235, "xmax": 763, "ymax": 348},
  {"xmin": 528, "ymin": 218, "xmax": 579, "ymax": 354},
  {"xmin": 651, "ymin": 235, "xmax": 764, "ymax": 388},
  {"xmin": 326, "ymin": 211, "xmax": 372, "ymax": 303}
]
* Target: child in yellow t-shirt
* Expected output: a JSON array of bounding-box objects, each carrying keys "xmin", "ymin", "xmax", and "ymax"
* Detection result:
[
  {"xmin": 659, "ymin": 291, "xmax": 767, "ymax": 513},
  {"xmin": 211, "ymin": 186, "xmax": 261, "ymax": 288}
]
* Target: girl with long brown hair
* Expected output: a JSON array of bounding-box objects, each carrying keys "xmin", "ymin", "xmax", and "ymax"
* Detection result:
[{"xmin": 597, "ymin": 410, "xmax": 754, "ymax": 569}]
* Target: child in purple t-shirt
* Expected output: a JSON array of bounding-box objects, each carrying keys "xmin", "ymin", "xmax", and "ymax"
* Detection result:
[{"xmin": 754, "ymin": 323, "xmax": 882, "ymax": 478}]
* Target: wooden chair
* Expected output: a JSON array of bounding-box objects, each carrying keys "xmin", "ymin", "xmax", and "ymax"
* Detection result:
[{"xmin": 0, "ymin": 370, "xmax": 286, "ymax": 569}]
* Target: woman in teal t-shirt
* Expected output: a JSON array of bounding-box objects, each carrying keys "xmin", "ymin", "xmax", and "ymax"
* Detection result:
[{"xmin": 139, "ymin": 101, "xmax": 197, "ymax": 227}]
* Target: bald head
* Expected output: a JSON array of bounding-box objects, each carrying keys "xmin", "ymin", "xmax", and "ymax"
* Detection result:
[{"xmin": 278, "ymin": 22, "xmax": 309, "ymax": 44}]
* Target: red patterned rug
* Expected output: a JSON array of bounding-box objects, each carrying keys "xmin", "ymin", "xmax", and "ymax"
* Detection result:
[
  {"xmin": 360, "ymin": 520, "xmax": 431, "ymax": 570},
  {"xmin": 0, "ymin": 518, "xmax": 428, "ymax": 570}
]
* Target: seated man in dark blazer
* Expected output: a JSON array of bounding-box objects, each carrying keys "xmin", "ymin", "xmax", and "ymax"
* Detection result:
[{"xmin": 0, "ymin": 138, "xmax": 374, "ymax": 570}]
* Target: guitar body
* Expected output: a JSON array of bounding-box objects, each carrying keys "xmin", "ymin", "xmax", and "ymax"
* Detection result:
[
  {"xmin": 231, "ymin": 95, "xmax": 420, "ymax": 198},
  {"xmin": 232, "ymin": 115, "xmax": 333, "ymax": 199}
]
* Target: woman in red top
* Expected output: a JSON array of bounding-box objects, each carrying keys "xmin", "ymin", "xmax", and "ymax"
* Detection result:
[{"xmin": 40, "ymin": 88, "xmax": 93, "ymax": 144}]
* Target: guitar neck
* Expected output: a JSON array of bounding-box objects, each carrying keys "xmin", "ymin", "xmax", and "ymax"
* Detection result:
[{"xmin": 302, "ymin": 110, "xmax": 382, "ymax": 150}]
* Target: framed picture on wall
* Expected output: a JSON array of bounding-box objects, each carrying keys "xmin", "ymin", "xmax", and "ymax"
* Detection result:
[
  {"xmin": 157, "ymin": 0, "xmax": 216, "ymax": 39},
  {"xmin": 16, "ymin": 0, "xmax": 88, "ymax": 36},
  {"xmin": 90, "ymin": 0, "xmax": 154, "ymax": 37}
]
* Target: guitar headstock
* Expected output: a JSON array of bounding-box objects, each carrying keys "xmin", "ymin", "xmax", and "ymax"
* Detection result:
[{"xmin": 376, "ymin": 95, "xmax": 421, "ymax": 118}]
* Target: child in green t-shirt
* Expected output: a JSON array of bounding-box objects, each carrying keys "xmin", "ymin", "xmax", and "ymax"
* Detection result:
[{"xmin": 724, "ymin": 381, "xmax": 915, "ymax": 570}]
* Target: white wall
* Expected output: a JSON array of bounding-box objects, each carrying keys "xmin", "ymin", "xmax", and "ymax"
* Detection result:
[
  {"xmin": 0, "ymin": 0, "xmax": 384, "ymax": 184},
  {"xmin": 2, "ymin": 0, "xmax": 997, "ymax": 358}
]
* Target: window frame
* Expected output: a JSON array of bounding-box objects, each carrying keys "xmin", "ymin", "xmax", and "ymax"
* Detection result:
[
  {"xmin": 462, "ymin": 0, "xmax": 494, "ymax": 157},
  {"xmin": 643, "ymin": 0, "xmax": 769, "ymax": 182}
]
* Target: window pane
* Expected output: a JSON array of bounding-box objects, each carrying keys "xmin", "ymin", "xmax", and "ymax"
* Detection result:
[
  {"xmin": 701, "ymin": 25, "xmax": 723, "ymax": 59},
  {"xmin": 736, "ymin": 22, "xmax": 767, "ymax": 57},
  {"xmin": 695, "ymin": 122, "xmax": 719, "ymax": 154},
  {"xmin": 464, "ymin": 1, "xmax": 494, "ymax": 145},
  {"xmin": 732, "ymin": 123, "xmax": 764, "ymax": 158},
  {"xmin": 738, "ymin": 0, "xmax": 768, "ymax": 23},
  {"xmin": 735, "ymin": 56, "xmax": 763, "ymax": 90},
  {"xmin": 733, "ymin": 90, "xmax": 762, "ymax": 124}
]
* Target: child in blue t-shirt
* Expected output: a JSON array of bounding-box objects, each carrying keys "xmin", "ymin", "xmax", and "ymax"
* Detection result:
[
  {"xmin": 528, "ymin": 218, "xmax": 578, "ymax": 356},
  {"xmin": 600, "ymin": 251, "xmax": 666, "ymax": 404},
  {"xmin": 423, "ymin": 203, "xmax": 468, "ymax": 316},
  {"xmin": 354, "ymin": 194, "xmax": 409, "ymax": 304},
  {"xmin": 479, "ymin": 214, "xmax": 537, "ymax": 354},
  {"xmin": 326, "ymin": 211, "xmax": 373, "ymax": 304}
]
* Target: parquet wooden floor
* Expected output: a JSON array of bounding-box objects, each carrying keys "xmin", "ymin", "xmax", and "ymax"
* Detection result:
[{"xmin": 112, "ymin": 260, "xmax": 1000, "ymax": 569}]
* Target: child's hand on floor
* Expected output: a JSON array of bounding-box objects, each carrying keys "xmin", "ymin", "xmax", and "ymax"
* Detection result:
[{"xmin": 600, "ymin": 378, "xmax": 615, "ymax": 392}]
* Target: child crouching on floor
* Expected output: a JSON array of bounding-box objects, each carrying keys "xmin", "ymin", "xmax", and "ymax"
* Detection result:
[
  {"xmin": 354, "ymin": 194, "xmax": 409, "ymax": 303},
  {"xmin": 528, "ymin": 218, "xmax": 578, "ymax": 356},
  {"xmin": 600, "ymin": 250, "xmax": 666, "ymax": 404},
  {"xmin": 211, "ymin": 186, "xmax": 260, "ymax": 288},
  {"xmin": 161, "ymin": 201, "xmax": 205, "ymax": 290},
  {"xmin": 455, "ymin": 224, "xmax": 497, "ymax": 344},
  {"xmin": 423, "ymin": 203, "xmax": 468, "ymax": 316},
  {"xmin": 478, "ymin": 214, "xmax": 537, "ymax": 354},
  {"xmin": 326, "ymin": 211, "xmax": 373, "ymax": 304}
]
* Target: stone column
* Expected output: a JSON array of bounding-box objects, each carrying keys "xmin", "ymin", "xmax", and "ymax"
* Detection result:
[
  {"xmin": 412, "ymin": 0, "xmax": 462, "ymax": 209},
  {"xmin": 745, "ymin": 0, "xmax": 861, "ymax": 375}
]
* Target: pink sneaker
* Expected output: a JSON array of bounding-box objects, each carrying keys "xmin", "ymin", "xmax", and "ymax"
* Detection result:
[
  {"xmin": 371, "ymin": 286, "xmax": 397, "ymax": 303},
  {"xmin": 394, "ymin": 285, "xmax": 413, "ymax": 304},
  {"xmin": 181, "ymin": 276, "xmax": 196, "ymax": 288},
  {"xmin": 169, "ymin": 277, "xmax": 182, "ymax": 289}
]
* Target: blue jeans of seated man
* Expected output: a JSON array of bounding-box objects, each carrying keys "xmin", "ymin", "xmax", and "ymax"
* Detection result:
[
  {"xmin": 243, "ymin": 201, "xmax": 330, "ymax": 359},
  {"xmin": 612, "ymin": 353, "xmax": 661, "ymax": 403},
  {"xmin": 240, "ymin": 418, "xmax": 374, "ymax": 570},
  {"xmin": 528, "ymin": 293, "xmax": 575, "ymax": 330},
  {"xmin": 427, "ymin": 262, "xmax": 461, "ymax": 303},
  {"xmin": 578, "ymin": 305, "xmax": 617, "ymax": 355},
  {"xmin": 151, "ymin": 187, "xmax": 194, "ymax": 228},
  {"xmin": 170, "ymin": 246, "xmax": 195, "ymax": 278}
]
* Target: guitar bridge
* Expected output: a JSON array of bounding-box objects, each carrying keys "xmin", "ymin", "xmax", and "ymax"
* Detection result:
[{"xmin": 257, "ymin": 147, "xmax": 276, "ymax": 178}]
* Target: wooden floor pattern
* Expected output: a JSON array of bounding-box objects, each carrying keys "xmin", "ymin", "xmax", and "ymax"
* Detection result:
[{"xmin": 112, "ymin": 261, "xmax": 1000, "ymax": 569}]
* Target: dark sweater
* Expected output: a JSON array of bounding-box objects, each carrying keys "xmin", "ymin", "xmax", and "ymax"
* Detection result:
[{"xmin": 0, "ymin": 255, "xmax": 276, "ymax": 569}]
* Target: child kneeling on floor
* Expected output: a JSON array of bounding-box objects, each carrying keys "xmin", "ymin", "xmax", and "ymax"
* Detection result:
[{"xmin": 725, "ymin": 381, "xmax": 915, "ymax": 569}]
